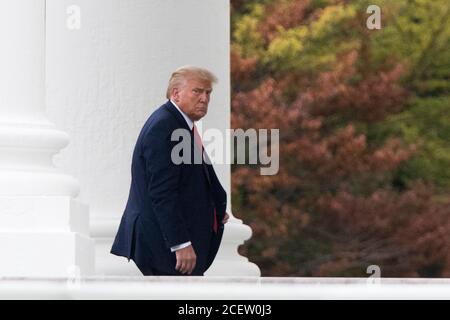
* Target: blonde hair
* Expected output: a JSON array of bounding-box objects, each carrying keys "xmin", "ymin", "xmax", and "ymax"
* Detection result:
[{"xmin": 166, "ymin": 65, "xmax": 218, "ymax": 99}]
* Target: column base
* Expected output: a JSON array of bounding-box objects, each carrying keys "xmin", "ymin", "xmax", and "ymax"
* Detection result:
[
  {"xmin": 0, "ymin": 231, "xmax": 94, "ymax": 277},
  {"xmin": 206, "ymin": 218, "xmax": 261, "ymax": 276},
  {"xmin": 0, "ymin": 196, "xmax": 95, "ymax": 276}
]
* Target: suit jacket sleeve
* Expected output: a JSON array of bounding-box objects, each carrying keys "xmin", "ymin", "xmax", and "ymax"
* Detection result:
[{"xmin": 141, "ymin": 121, "xmax": 191, "ymax": 249}]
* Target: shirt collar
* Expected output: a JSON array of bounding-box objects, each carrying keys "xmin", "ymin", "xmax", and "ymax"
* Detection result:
[{"xmin": 170, "ymin": 100, "xmax": 194, "ymax": 130}]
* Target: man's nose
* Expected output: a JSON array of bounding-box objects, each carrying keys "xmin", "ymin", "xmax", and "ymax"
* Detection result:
[{"xmin": 199, "ymin": 92, "xmax": 209, "ymax": 103}]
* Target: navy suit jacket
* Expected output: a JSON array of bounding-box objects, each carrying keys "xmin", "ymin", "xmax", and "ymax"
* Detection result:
[{"xmin": 111, "ymin": 100, "xmax": 227, "ymax": 275}]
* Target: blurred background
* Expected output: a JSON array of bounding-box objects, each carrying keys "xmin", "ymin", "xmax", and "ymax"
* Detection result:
[{"xmin": 230, "ymin": 0, "xmax": 450, "ymax": 277}]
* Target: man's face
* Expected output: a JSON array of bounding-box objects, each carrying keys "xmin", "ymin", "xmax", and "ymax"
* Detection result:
[{"xmin": 172, "ymin": 77, "xmax": 212, "ymax": 122}]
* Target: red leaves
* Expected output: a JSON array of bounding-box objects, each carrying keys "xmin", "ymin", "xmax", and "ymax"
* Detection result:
[
  {"xmin": 231, "ymin": 1, "xmax": 450, "ymax": 277},
  {"xmin": 231, "ymin": 47, "xmax": 258, "ymax": 85},
  {"xmin": 259, "ymin": 0, "xmax": 311, "ymax": 42},
  {"xmin": 302, "ymin": 52, "xmax": 409, "ymax": 122},
  {"xmin": 315, "ymin": 183, "xmax": 450, "ymax": 277}
]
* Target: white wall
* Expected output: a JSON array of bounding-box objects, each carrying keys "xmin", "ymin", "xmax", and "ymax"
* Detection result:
[{"xmin": 45, "ymin": 0, "xmax": 231, "ymax": 274}]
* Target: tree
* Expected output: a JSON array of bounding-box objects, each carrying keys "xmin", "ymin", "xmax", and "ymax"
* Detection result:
[
  {"xmin": 231, "ymin": 0, "xmax": 450, "ymax": 276},
  {"xmin": 368, "ymin": 0, "xmax": 450, "ymax": 190}
]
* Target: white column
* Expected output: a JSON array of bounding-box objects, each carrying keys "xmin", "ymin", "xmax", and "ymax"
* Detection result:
[
  {"xmin": 0, "ymin": 0, "xmax": 94, "ymax": 276},
  {"xmin": 44, "ymin": 0, "xmax": 259, "ymax": 276}
]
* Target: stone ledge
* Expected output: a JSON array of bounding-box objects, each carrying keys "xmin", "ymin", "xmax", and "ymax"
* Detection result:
[{"xmin": 1, "ymin": 277, "xmax": 449, "ymax": 299}]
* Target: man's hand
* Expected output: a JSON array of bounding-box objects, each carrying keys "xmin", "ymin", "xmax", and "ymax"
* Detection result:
[
  {"xmin": 175, "ymin": 245, "xmax": 197, "ymax": 275},
  {"xmin": 222, "ymin": 212, "xmax": 230, "ymax": 224}
]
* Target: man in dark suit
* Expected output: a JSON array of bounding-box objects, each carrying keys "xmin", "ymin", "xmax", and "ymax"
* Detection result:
[{"xmin": 111, "ymin": 66, "xmax": 229, "ymax": 276}]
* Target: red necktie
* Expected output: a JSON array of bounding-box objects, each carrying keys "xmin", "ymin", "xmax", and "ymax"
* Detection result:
[{"xmin": 192, "ymin": 123, "xmax": 218, "ymax": 233}]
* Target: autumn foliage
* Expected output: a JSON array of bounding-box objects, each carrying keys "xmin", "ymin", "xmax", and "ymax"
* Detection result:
[{"xmin": 231, "ymin": 0, "xmax": 450, "ymax": 276}]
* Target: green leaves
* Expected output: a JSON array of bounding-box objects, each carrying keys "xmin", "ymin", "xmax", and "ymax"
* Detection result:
[{"xmin": 231, "ymin": 0, "xmax": 450, "ymax": 277}]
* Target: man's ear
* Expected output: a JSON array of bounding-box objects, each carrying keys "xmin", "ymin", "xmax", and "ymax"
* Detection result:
[{"xmin": 172, "ymin": 88, "xmax": 179, "ymax": 102}]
